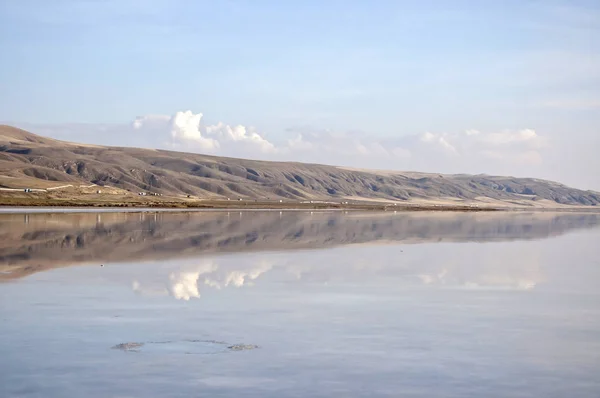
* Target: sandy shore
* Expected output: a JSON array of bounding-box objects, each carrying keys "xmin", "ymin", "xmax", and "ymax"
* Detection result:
[
  {"xmin": 2, "ymin": 191, "xmax": 598, "ymax": 213},
  {"xmin": 0, "ymin": 197, "xmax": 498, "ymax": 212}
]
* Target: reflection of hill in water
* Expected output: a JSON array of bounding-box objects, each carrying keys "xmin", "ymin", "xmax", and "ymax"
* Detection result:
[{"xmin": 1, "ymin": 211, "xmax": 599, "ymax": 280}]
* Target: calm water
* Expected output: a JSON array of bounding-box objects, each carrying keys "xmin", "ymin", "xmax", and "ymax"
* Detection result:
[{"xmin": 1, "ymin": 210, "xmax": 600, "ymax": 397}]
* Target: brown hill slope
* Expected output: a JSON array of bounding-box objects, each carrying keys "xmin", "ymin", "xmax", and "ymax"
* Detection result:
[{"xmin": 0, "ymin": 125, "xmax": 598, "ymax": 206}]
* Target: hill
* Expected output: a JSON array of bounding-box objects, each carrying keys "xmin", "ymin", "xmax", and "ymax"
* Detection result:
[{"xmin": 0, "ymin": 125, "xmax": 598, "ymax": 207}]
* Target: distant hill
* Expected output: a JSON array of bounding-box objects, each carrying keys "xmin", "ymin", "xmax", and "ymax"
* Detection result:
[{"xmin": 0, "ymin": 125, "xmax": 598, "ymax": 207}]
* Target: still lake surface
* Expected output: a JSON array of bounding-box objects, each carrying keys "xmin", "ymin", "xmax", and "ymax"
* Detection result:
[{"xmin": 1, "ymin": 210, "xmax": 599, "ymax": 397}]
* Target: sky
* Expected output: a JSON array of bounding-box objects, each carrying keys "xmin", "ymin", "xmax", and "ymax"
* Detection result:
[{"xmin": 0, "ymin": 0, "xmax": 598, "ymax": 190}]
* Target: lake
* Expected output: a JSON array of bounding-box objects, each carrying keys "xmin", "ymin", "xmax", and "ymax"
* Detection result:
[{"xmin": 1, "ymin": 210, "xmax": 599, "ymax": 397}]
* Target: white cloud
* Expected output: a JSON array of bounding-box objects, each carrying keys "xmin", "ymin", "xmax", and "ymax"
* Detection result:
[
  {"xmin": 476, "ymin": 129, "xmax": 544, "ymax": 148},
  {"xmin": 280, "ymin": 129, "xmax": 411, "ymax": 162},
  {"xmin": 416, "ymin": 129, "xmax": 546, "ymax": 165},
  {"xmin": 205, "ymin": 122, "xmax": 276, "ymax": 153},
  {"xmin": 134, "ymin": 245, "xmax": 545, "ymax": 301},
  {"xmin": 204, "ymin": 261, "xmax": 273, "ymax": 289},
  {"xmin": 132, "ymin": 114, "xmax": 170, "ymax": 130},
  {"xmin": 420, "ymin": 132, "xmax": 458, "ymax": 154},
  {"xmin": 169, "ymin": 271, "xmax": 202, "ymax": 300},
  {"xmin": 170, "ymin": 111, "xmax": 220, "ymax": 150},
  {"xmin": 417, "ymin": 268, "xmax": 538, "ymax": 291},
  {"xmin": 165, "ymin": 260, "xmax": 273, "ymax": 300},
  {"xmin": 132, "ymin": 115, "xmax": 414, "ymax": 164},
  {"xmin": 18, "ymin": 110, "xmax": 550, "ymax": 169},
  {"xmin": 17, "ymin": 110, "xmax": 567, "ymax": 185},
  {"xmin": 133, "ymin": 110, "xmax": 275, "ymax": 153},
  {"xmin": 168, "ymin": 261, "xmax": 219, "ymax": 300}
]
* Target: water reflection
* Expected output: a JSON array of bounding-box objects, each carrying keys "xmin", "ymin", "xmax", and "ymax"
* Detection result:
[
  {"xmin": 140, "ymin": 252, "xmax": 537, "ymax": 302},
  {"xmin": 1, "ymin": 212, "xmax": 600, "ymax": 398},
  {"xmin": 1, "ymin": 211, "xmax": 599, "ymax": 281},
  {"xmin": 130, "ymin": 259, "xmax": 276, "ymax": 300},
  {"xmin": 122, "ymin": 232, "xmax": 590, "ymax": 301}
]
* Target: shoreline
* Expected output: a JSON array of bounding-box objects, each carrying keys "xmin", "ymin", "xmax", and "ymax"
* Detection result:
[
  {"xmin": 1, "ymin": 203, "xmax": 599, "ymax": 215},
  {"xmin": 0, "ymin": 195, "xmax": 505, "ymax": 212},
  {"xmin": 1, "ymin": 196, "xmax": 598, "ymax": 214},
  {"xmin": 0, "ymin": 202, "xmax": 498, "ymax": 213}
]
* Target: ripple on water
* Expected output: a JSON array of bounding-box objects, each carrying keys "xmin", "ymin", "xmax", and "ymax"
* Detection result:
[{"xmin": 112, "ymin": 340, "xmax": 259, "ymax": 354}]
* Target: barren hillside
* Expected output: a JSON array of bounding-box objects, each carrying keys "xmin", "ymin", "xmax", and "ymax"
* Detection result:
[{"xmin": 1, "ymin": 125, "xmax": 598, "ymax": 207}]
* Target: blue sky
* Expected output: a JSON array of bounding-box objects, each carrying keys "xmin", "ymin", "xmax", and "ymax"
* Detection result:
[{"xmin": 1, "ymin": 0, "xmax": 599, "ymax": 189}]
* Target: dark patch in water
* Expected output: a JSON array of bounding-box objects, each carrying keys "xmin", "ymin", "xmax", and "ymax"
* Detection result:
[
  {"xmin": 228, "ymin": 344, "xmax": 259, "ymax": 351},
  {"xmin": 111, "ymin": 339, "xmax": 259, "ymax": 354},
  {"xmin": 112, "ymin": 342, "xmax": 144, "ymax": 352}
]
